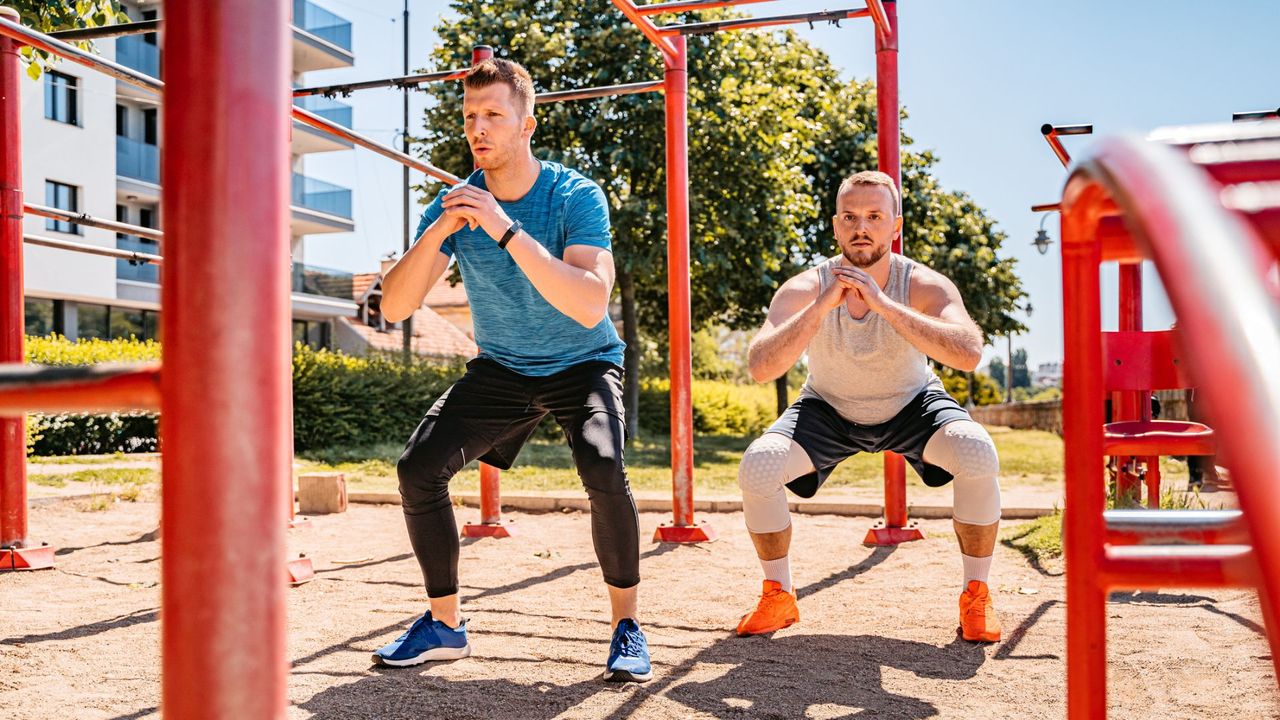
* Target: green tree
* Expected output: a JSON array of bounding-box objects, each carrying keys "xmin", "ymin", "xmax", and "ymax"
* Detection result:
[
  {"xmin": 987, "ymin": 355, "xmax": 1006, "ymax": 391},
  {"xmin": 0, "ymin": 1, "xmax": 128, "ymax": 80},
  {"xmin": 418, "ymin": 2, "xmax": 1026, "ymax": 430},
  {"xmin": 422, "ymin": 3, "xmax": 827, "ymax": 434},
  {"xmin": 1012, "ymin": 347, "xmax": 1031, "ymax": 388}
]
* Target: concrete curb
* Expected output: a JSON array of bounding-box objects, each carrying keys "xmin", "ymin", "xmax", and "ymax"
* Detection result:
[{"xmin": 347, "ymin": 491, "xmax": 1055, "ymax": 520}]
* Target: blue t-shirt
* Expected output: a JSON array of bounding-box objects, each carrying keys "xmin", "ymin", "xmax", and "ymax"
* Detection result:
[{"xmin": 416, "ymin": 160, "xmax": 626, "ymax": 376}]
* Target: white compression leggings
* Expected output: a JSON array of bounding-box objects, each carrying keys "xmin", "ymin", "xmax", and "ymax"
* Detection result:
[{"xmin": 738, "ymin": 420, "xmax": 1002, "ymax": 534}]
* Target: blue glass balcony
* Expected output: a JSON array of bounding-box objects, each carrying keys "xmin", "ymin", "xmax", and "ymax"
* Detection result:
[
  {"xmin": 117, "ymin": 136, "xmax": 159, "ymax": 184},
  {"xmin": 293, "ymin": 94, "xmax": 352, "ymax": 129},
  {"xmin": 293, "ymin": 0, "xmax": 352, "ymax": 52},
  {"xmin": 291, "ymin": 173, "xmax": 351, "ymax": 219},
  {"xmin": 117, "ymin": 235, "xmax": 159, "ymax": 283},
  {"xmin": 292, "ymin": 262, "xmax": 354, "ymax": 299},
  {"xmin": 116, "ymin": 34, "xmax": 159, "ymax": 78}
]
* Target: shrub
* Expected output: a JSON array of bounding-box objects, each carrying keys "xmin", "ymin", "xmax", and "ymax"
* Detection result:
[
  {"xmin": 637, "ymin": 378, "xmax": 777, "ymax": 437},
  {"xmin": 26, "ymin": 335, "xmax": 160, "ymax": 456}
]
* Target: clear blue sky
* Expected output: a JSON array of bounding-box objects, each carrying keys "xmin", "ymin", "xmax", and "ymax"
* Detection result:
[{"xmin": 302, "ymin": 0, "xmax": 1280, "ymax": 371}]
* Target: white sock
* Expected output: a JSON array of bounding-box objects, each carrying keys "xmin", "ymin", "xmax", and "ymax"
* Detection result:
[
  {"xmin": 962, "ymin": 553, "xmax": 993, "ymax": 588},
  {"xmin": 760, "ymin": 555, "xmax": 793, "ymax": 593}
]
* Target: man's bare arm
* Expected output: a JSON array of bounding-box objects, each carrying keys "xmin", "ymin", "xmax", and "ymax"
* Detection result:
[
  {"xmin": 381, "ymin": 214, "xmax": 459, "ymax": 323},
  {"xmin": 505, "ymin": 237, "xmax": 614, "ymax": 328},
  {"xmin": 747, "ymin": 272, "xmax": 847, "ymax": 383}
]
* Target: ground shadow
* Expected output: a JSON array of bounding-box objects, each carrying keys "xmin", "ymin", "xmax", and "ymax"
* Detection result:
[
  {"xmin": 797, "ymin": 545, "xmax": 896, "ymax": 598},
  {"xmin": 994, "ymin": 599, "xmax": 1060, "ymax": 660},
  {"xmin": 660, "ymin": 633, "xmax": 986, "ymax": 720},
  {"xmin": 55, "ymin": 527, "xmax": 159, "ymax": 557},
  {"xmin": 3, "ymin": 607, "xmax": 157, "ymax": 645},
  {"xmin": 1110, "ymin": 590, "xmax": 1267, "ymax": 636}
]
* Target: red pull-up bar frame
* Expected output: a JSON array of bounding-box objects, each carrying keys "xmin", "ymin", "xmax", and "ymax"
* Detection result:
[{"xmin": 611, "ymin": 0, "xmax": 912, "ymax": 545}]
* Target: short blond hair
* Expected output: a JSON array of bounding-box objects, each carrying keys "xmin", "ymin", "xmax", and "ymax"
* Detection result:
[
  {"xmin": 838, "ymin": 170, "xmax": 900, "ymax": 215},
  {"xmin": 464, "ymin": 58, "xmax": 535, "ymax": 116}
]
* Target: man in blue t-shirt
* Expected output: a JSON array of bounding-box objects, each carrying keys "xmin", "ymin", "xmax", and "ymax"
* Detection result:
[{"xmin": 373, "ymin": 58, "xmax": 650, "ymax": 682}]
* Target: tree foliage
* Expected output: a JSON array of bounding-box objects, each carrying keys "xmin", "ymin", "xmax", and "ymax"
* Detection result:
[{"xmin": 0, "ymin": 1, "xmax": 128, "ymax": 80}]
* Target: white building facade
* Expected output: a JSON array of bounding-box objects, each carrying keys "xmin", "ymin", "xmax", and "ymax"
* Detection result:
[{"xmin": 21, "ymin": 0, "xmax": 360, "ymax": 347}]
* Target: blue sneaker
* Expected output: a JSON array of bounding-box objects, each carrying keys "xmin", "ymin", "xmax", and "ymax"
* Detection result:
[
  {"xmin": 604, "ymin": 618, "xmax": 652, "ymax": 682},
  {"xmin": 372, "ymin": 611, "xmax": 471, "ymax": 667}
]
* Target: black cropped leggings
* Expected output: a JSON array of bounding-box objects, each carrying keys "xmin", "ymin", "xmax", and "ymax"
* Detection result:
[{"xmin": 396, "ymin": 359, "xmax": 639, "ymax": 598}]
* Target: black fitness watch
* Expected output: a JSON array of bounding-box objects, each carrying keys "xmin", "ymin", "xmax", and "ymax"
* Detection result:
[{"xmin": 498, "ymin": 219, "xmax": 522, "ymax": 250}]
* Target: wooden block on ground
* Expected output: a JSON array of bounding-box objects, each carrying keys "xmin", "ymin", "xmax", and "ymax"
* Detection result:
[{"xmin": 298, "ymin": 472, "xmax": 347, "ymax": 515}]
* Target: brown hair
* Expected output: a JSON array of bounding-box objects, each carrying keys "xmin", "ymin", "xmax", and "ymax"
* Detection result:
[
  {"xmin": 463, "ymin": 58, "xmax": 535, "ymax": 116},
  {"xmin": 838, "ymin": 170, "xmax": 900, "ymax": 215}
]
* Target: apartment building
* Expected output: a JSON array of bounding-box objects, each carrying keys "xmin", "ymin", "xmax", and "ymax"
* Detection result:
[{"xmin": 21, "ymin": 0, "xmax": 360, "ymax": 348}]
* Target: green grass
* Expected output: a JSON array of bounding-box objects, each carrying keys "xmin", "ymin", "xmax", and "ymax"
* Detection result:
[
  {"xmin": 29, "ymin": 467, "xmax": 157, "ymax": 486},
  {"xmin": 295, "ymin": 427, "xmax": 1073, "ymax": 495},
  {"xmin": 1003, "ymin": 511, "xmax": 1064, "ymax": 563},
  {"xmin": 29, "ymin": 451, "xmax": 136, "ymax": 465}
]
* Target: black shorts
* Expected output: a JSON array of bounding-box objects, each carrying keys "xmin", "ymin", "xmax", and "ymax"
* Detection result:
[
  {"xmin": 767, "ymin": 384, "xmax": 971, "ymax": 498},
  {"xmin": 423, "ymin": 358, "xmax": 626, "ymax": 469}
]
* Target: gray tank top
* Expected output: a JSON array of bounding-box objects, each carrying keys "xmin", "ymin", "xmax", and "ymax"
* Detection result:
[{"xmin": 797, "ymin": 253, "xmax": 942, "ymax": 425}]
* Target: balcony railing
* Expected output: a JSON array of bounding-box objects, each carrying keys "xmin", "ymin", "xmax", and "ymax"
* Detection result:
[
  {"xmin": 292, "ymin": 0, "xmax": 352, "ymax": 52},
  {"xmin": 117, "ymin": 235, "xmax": 159, "ymax": 283},
  {"xmin": 292, "ymin": 262, "xmax": 354, "ymax": 300},
  {"xmin": 291, "ymin": 173, "xmax": 351, "ymax": 219},
  {"xmin": 115, "ymin": 34, "xmax": 159, "ymax": 78},
  {"xmin": 117, "ymin": 136, "xmax": 159, "ymax": 184},
  {"xmin": 293, "ymin": 94, "xmax": 352, "ymax": 129}
]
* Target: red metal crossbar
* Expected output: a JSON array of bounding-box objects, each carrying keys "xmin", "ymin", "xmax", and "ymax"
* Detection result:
[{"xmin": 1061, "ymin": 126, "xmax": 1280, "ymax": 719}]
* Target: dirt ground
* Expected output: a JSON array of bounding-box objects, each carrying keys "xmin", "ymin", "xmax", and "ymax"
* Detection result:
[{"xmin": 2, "ymin": 498, "xmax": 1275, "ymax": 720}]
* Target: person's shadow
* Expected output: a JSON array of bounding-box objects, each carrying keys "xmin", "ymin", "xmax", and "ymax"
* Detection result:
[{"xmin": 661, "ymin": 633, "xmax": 985, "ymax": 720}]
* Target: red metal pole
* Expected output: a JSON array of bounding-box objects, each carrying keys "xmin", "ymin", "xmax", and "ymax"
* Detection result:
[
  {"xmin": 461, "ymin": 45, "xmax": 513, "ymax": 538},
  {"xmin": 1062, "ymin": 191, "xmax": 1108, "ymax": 720},
  {"xmin": 865, "ymin": 0, "xmax": 920, "ymax": 546},
  {"xmin": 161, "ymin": 2, "xmax": 291, "ymax": 717},
  {"xmin": 1114, "ymin": 262, "xmax": 1144, "ymax": 505},
  {"xmin": 0, "ymin": 6, "xmax": 29, "ymax": 555},
  {"xmin": 653, "ymin": 35, "xmax": 712, "ymax": 543}
]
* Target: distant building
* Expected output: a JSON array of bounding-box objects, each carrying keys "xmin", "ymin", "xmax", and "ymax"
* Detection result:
[
  {"xmin": 1033, "ymin": 361, "xmax": 1063, "ymax": 387},
  {"xmin": 333, "ymin": 272, "xmax": 476, "ymax": 360}
]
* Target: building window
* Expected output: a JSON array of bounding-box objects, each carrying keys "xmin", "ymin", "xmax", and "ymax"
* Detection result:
[
  {"xmin": 116, "ymin": 204, "xmax": 128, "ymax": 240},
  {"xmin": 142, "ymin": 9, "xmax": 158, "ymax": 45},
  {"xmin": 139, "ymin": 207, "xmax": 154, "ymax": 229},
  {"xmin": 44, "ymin": 71, "xmax": 79, "ymax": 125},
  {"xmin": 45, "ymin": 181, "xmax": 80, "ymax": 235},
  {"xmin": 24, "ymin": 298, "xmax": 56, "ymax": 336},
  {"xmin": 142, "ymin": 108, "xmax": 158, "ymax": 145},
  {"xmin": 292, "ymin": 319, "xmax": 330, "ymax": 350},
  {"xmin": 77, "ymin": 303, "xmax": 108, "ymax": 340},
  {"xmin": 116, "ymin": 104, "xmax": 127, "ymax": 137}
]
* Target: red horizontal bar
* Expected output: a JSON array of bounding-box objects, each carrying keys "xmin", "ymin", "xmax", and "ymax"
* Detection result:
[
  {"xmin": 292, "ymin": 68, "xmax": 469, "ymax": 98},
  {"xmin": 535, "ymin": 80, "xmax": 663, "ymax": 104},
  {"xmin": 1031, "ymin": 202, "xmax": 1061, "ymax": 213},
  {"xmin": 0, "ymin": 364, "xmax": 162, "ymax": 415},
  {"xmin": 659, "ymin": 8, "xmax": 870, "ymax": 35},
  {"xmin": 24, "ymin": 233, "xmax": 162, "ymax": 265},
  {"xmin": 867, "ymin": 0, "xmax": 890, "ymax": 39},
  {"xmin": 0, "ymin": 15, "xmax": 160, "ymax": 93},
  {"xmin": 611, "ymin": 0, "xmax": 678, "ymax": 57},
  {"xmin": 1105, "ymin": 510, "xmax": 1249, "ymax": 547},
  {"xmin": 24, "ymin": 203, "xmax": 163, "ymax": 241},
  {"xmin": 291, "ymin": 107, "xmax": 461, "ymax": 185},
  {"xmin": 635, "ymin": 0, "xmax": 774, "ymax": 15},
  {"xmin": 1044, "ymin": 130, "xmax": 1071, "ymax": 167},
  {"xmin": 1099, "ymin": 545, "xmax": 1256, "ymax": 590}
]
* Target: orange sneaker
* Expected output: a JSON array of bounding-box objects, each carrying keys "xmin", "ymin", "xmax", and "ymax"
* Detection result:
[
  {"xmin": 736, "ymin": 580, "xmax": 799, "ymax": 636},
  {"xmin": 959, "ymin": 579, "xmax": 1001, "ymax": 642}
]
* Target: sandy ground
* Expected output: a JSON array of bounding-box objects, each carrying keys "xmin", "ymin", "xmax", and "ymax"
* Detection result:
[{"xmin": 1, "ymin": 498, "xmax": 1274, "ymax": 720}]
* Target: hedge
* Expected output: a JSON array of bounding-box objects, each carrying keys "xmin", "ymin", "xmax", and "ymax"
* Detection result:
[{"xmin": 24, "ymin": 335, "xmax": 781, "ymax": 456}]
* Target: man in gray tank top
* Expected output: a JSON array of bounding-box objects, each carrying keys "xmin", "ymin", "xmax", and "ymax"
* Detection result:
[{"xmin": 734, "ymin": 171, "xmax": 1003, "ymax": 643}]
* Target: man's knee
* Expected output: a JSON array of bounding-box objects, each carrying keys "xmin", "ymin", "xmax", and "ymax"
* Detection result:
[
  {"xmin": 930, "ymin": 421, "xmax": 1001, "ymax": 525},
  {"xmin": 574, "ymin": 412, "xmax": 628, "ymax": 496},
  {"xmin": 396, "ymin": 429, "xmax": 463, "ymax": 514},
  {"xmin": 738, "ymin": 434, "xmax": 794, "ymax": 498}
]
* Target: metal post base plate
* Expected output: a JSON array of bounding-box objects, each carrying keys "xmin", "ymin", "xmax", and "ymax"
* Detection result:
[
  {"xmin": 462, "ymin": 521, "xmax": 517, "ymax": 539},
  {"xmin": 653, "ymin": 521, "xmax": 717, "ymax": 544},
  {"xmin": 287, "ymin": 555, "xmax": 315, "ymax": 586},
  {"xmin": 0, "ymin": 543, "xmax": 56, "ymax": 571},
  {"xmin": 863, "ymin": 522, "xmax": 925, "ymax": 546}
]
